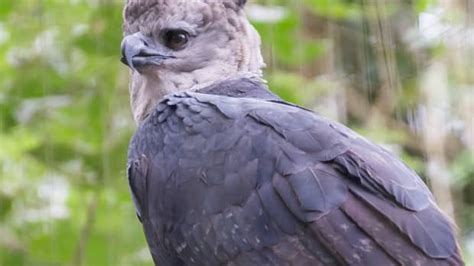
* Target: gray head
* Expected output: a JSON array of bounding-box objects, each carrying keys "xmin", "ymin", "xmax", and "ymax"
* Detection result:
[{"xmin": 121, "ymin": 0, "xmax": 265, "ymax": 123}]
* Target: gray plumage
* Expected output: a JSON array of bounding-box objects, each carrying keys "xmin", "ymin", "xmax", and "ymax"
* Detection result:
[
  {"xmin": 127, "ymin": 79, "xmax": 461, "ymax": 265},
  {"xmin": 121, "ymin": 1, "xmax": 463, "ymax": 265}
]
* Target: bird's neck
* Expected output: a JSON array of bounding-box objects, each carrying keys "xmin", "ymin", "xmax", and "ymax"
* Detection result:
[
  {"xmin": 130, "ymin": 71, "xmax": 265, "ymax": 124},
  {"xmin": 191, "ymin": 72, "xmax": 265, "ymax": 92},
  {"xmin": 198, "ymin": 76, "xmax": 281, "ymax": 101}
]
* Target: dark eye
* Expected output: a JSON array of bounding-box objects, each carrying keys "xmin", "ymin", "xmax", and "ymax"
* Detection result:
[{"xmin": 163, "ymin": 30, "xmax": 189, "ymax": 50}]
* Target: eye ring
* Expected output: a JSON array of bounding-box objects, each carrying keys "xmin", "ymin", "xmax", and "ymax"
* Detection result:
[{"xmin": 162, "ymin": 29, "xmax": 190, "ymax": 50}]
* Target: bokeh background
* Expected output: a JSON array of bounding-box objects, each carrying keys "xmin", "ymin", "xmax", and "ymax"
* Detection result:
[{"xmin": 0, "ymin": 0, "xmax": 473, "ymax": 265}]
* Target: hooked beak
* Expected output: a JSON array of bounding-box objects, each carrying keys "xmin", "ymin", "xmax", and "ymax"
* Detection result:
[{"xmin": 120, "ymin": 32, "xmax": 174, "ymax": 72}]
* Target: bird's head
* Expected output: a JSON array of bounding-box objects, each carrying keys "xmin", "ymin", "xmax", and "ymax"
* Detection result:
[{"xmin": 121, "ymin": 0, "xmax": 265, "ymax": 123}]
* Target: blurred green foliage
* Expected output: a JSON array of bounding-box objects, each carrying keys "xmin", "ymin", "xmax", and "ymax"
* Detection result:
[
  {"xmin": 0, "ymin": 0, "xmax": 473, "ymax": 265},
  {"xmin": 0, "ymin": 1, "xmax": 149, "ymax": 265}
]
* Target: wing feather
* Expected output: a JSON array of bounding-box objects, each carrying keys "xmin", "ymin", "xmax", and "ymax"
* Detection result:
[{"xmin": 128, "ymin": 88, "xmax": 462, "ymax": 265}]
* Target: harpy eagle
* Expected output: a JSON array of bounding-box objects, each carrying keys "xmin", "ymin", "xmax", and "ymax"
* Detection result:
[{"xmin": 120, "ymin": 0, "xmax": 463, "ymax": 265}]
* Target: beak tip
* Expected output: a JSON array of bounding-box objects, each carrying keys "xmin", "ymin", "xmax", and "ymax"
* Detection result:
[
  {"xmin": 128, "ymin": 61, "xmax": 137, "ymax": 72},
  {"xmin": 120, "ymin": 56, "xmax": 137, "ymax": 72}
]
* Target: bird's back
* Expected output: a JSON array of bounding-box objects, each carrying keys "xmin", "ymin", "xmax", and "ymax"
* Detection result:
[{"xmin": 127, "ymin": 78, "xmax": 463, "ymax": 266}]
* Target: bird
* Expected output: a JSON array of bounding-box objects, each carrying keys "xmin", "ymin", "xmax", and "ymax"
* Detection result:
[{"xmin": 120, "ymin": 0, "xmax": 463, "ymax": 265}]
